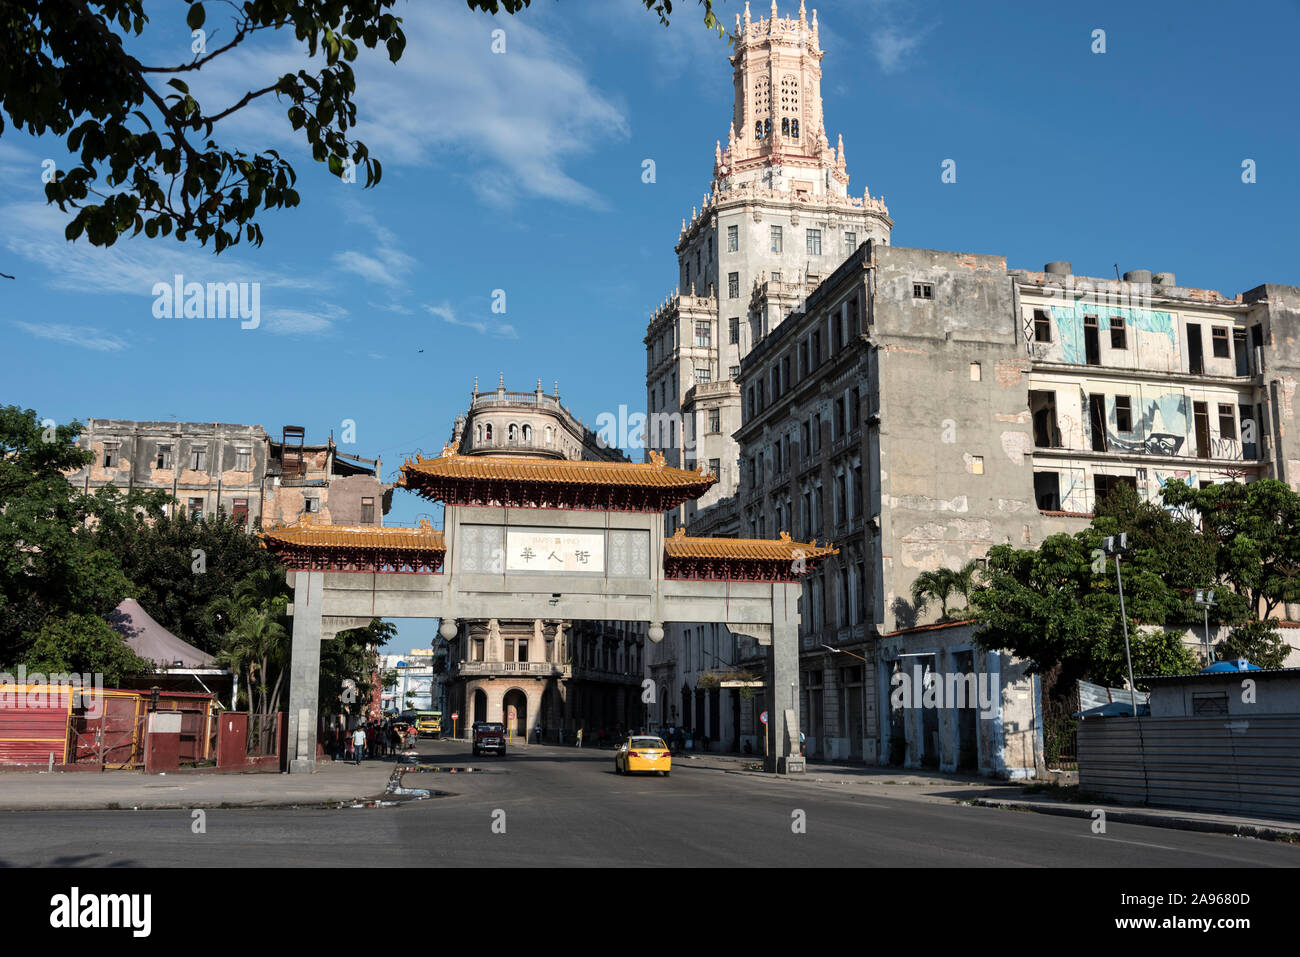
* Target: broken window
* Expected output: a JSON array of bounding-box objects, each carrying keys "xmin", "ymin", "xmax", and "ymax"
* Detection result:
[
  {"xmin": 1034, "ymin": 471, "xmax": 1061, "ymax": 511},
  {"xmin": 1212, "ymin": 326, "xmax": 1230, "ymax": 358},
  {"xmin": 103, "ymin": 443, "xmax": 119, "ymax": 468},
  {"xmin": 235, "ymin": 448, "xmax": 251, "ymax": 471},
  {"xmin": 360, "ymin": 497, "xmax": 375, "ymax": 524},
  {"xmin": 1030, "ymin": 391, "xmax": 1062, "ymax": 447},
  {"xmin": 970, "ymin": 362, "xmax": 982, "ymax": 381},
  {"xmin": 1194, "ymin": 401, "xmax": 1210, "ymax": 458},
  {"xmin": 1094, "ymin": 474, "xmax": 1137, "ymax": 506},
  {"xmin": 189, "ymin": 447, "xmax": 207, "ymax": 471},
  {"xmin": 1187, "ymin": 323, "xmax": 1205, "ymax": 374},
  {"xmin": 1233, "ymin": 329, "xmax": 1249, "ymax": 376},
  {"xmin": 1084, "ymin": 315, "xmax": 1101, "ymax": 365},
  {"xmin": 155, "ymin": 444, "xmax": 172, "ymax": 469},
  {"xmin": 1088, "ymin": 394, "xmax": 1108, "ymax": 452},
  {"xmin": 1241, "ymin": 404, "xmax": 1258, "ymax": 459},
  {"xmin": 1115, "ymin": 396, "xmax": 1133, "ymax": 433},
  {"xmin": 1033, "ymin": 309, "xmax": 1052, "ymax": 343},
  {"xmin": 1110, "ymin": 316, "xmax": 1127, "ymax": 349},
  {"xmin": 971, "ymin": 455, "xmax": 984, "ymax": 475},
  {"xmin": 1218, "ymin": 404, "xmax": 1236, "ymax": 441}
]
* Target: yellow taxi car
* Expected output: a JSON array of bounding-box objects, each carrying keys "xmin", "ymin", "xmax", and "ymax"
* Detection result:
[{"xmin": 615, "ymin": 735, "xmax": 672, "ymax": 777}]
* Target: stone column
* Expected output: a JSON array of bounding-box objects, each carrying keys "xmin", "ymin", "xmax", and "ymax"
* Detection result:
[
  {"xmin": 287, "ymin": 570, "xmax": 325, "ymax": 774},
  {"xmin": 486, "ymin": 683, "xmax": 504, "ymax": 723},
  {"xmin": 767, "ymin": 581, "xmax": 805, "ymax": 773}
]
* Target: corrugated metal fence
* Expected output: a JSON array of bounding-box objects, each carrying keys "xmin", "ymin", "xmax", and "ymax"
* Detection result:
[{"xmin": 1078, "ymin": 715, "xmax": 1300, "ymax": 822}]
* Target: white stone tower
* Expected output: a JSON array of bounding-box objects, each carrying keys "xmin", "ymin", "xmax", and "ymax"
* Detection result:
[{"xmin": 645, "ymin": 0, "xmax": 892, "ymax": 531}]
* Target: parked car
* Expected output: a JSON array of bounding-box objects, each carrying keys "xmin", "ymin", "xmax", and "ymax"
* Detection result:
[
  {"xmin": 472, "ymin": 721, "xmax": 506, "ymax": 757},
  {"xmin": 615, "ymin": 736, "xmax": 671, "ymax": 776}
]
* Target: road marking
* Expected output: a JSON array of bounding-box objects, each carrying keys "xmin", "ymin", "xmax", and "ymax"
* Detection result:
[{"xmin": 1080, "ymin": 834, "xmax": 1177, "ymax": 851}]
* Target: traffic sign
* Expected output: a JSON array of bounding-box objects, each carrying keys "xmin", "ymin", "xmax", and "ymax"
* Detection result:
[
  {"xmin": 760, "ymin": 711, "xmax": 768, "ymax": 725},
  {"xmin": 451, "ymin": 712, "xmax": 460, "ymax": 720}
]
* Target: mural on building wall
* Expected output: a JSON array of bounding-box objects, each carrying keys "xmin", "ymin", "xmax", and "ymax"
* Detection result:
[
  {"xmin": 1048, "ymin": 303, "xmax": 1178, "ymax": 367},
  {"xmin": 1060, "ymin": 468, "xmax": 1087, "ymax": 513},
  {"xmin": 1080, "ymin": 386, "xmax": 1190, "ymax": 456}
]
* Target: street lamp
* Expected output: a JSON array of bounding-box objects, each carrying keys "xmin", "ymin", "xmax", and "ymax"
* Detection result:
[
  {"xmin": 820, "ymin": 643, "xmax": 869, "ymax": 665},
  {"xmin": 1194, "ymin": 589, "xmax": 1218, "ymax": 665},
  {"xmin": 1102, "ymin": 534, "xmax": 1140, "ymax": 715}
]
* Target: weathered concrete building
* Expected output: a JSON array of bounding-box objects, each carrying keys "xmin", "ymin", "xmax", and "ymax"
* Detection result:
[
  {"xmin": 639, "ymin": 2, "xmax": 1300, "ymax": 776},
  {"xmin": 70, "ymin": 419, "xmax": 390, "ymax": 528}
]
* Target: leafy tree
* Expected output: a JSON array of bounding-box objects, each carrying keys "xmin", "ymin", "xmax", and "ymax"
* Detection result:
[
  {"xmin": 85, "ymin": 504, "xmax": 285, "ymax": 655},
  {"xmin": 0, "ymin": 406, "xmax": 139, "ymax": 665},
  {"xmin": 209, "ymin": 569, "xmax": 291, "ymax": 713},
  {"xmin": 1158, "ymin": 479, "xmax": 1300, "ymax": 620},
  {"xmin": 1, "ymin": 0, "xmax": 718, "ymax": 256},
  {"xmin": 24, "ymin": 613, "xmax": 151, "ymax": 686},
  {"xmin": 1217, "ymin": 619, "xmax": 1292, "ymax": 670},
  {"xmin": 320, "ymin": 617, "xmax": 396, "ymax": 717},
  {"xmin": 971, "ymin": 526, "xmax": 1195, "ymax": 689}
]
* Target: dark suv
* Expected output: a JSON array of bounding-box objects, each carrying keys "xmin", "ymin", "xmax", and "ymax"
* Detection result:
[{"xmin": 472, "ymin": 722, "xmax": 506, "ymax": 757}]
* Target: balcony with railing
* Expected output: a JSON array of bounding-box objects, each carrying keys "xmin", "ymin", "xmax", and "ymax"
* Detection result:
[{"xmin": 455, "ymin": 660, "xmax": 571, "ymax": 679}]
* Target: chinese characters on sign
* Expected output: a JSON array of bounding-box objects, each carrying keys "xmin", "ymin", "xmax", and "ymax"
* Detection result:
[{"xmin": 505, "ymin": 529, "xmax": 605, "ymax": 573}]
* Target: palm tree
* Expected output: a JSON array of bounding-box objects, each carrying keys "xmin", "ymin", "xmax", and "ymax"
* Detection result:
[
  {"xmin": 210, "ymin": 571, "xmax": 290, "ymax": 714},
  {"xmin": 911, "ymin": 569, "xmax": 957, "ymax": 619},
  {"xmin": 911, "ymin": 560, "xmax": 983, "ymax": 621}
]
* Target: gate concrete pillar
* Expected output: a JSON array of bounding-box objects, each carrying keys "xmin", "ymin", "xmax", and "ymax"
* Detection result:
[
  {"xmin": 287, "ymin": 570, "xmax": 324, "ymax": 774},
  {"xmin": 767, "ymin": 581, "xmax": 804, "ymax": 773}
]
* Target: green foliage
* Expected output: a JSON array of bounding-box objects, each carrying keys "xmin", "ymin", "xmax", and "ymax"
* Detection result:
[
  {"xmin": 24, "ymin": 613, "xmax": 151, "ymax": 686},
  {"xmin": 1218, "ymin": 619, "xmax": 1292, "ymax": 670},
  {"xmin": 0, "ymin": 407, "xmax": 138, "ymax": 665},
  {"xmin": 910, "ymin": 560, "xmax": 982, "ymax": 620},
  {"xmin": 1, "ymin": 0, "xmax": 718, "ymax": 255},
  {"xmin": 210, "ymin": 569, "xmax": 291, "ymax": 713},
  {"xmin": 84, "ymin": 504, "xmax": 285, "ymax": 655},
  {"xmin": 320, "ymin": 618, "xmax": 396, "ymax": 716},
  {"xmin": 1159, "ymin": 479, "xmax": 1300, "ymax": 619},
  {"xmin": 971, "ymin": 525, "xmax": 1196, "ymax": 688}
]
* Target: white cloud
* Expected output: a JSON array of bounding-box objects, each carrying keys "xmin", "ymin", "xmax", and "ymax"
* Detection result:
[
  {"xmin": 870, "ymin": 27, "xmax": 924, "ymax": 74},
  {"xmin": 12, "ymin": 320, "xmax": 127, "ymax": 352},
  {"xmin": 856, "ymin": 2, "xmax": 935, "ymax": 75},
  {"xmin": 424, "ymin": 301, "xmax": 516, "ymax": 339},
  {"xmin": 179, "ymin": 4, "xmax": 629, "ymax": 208},
  {"xmin": 0, "ymin": 201, "xmax": 321, "ymax": 298},
  {"xmin": 262, "ymin": 303, "xmax": 348, "ymax": 336}
]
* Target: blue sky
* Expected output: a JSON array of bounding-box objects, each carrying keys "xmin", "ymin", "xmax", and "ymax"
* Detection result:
[{"xmin": 2, "ymin": 0, "xmax": 1297, "ymax": 652}]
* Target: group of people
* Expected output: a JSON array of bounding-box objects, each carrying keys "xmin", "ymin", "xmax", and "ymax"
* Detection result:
[
  {"xmin": 654, "ymin": 726, "xmax": 709, "ymax": 754},
  {"xmin": 328, "ymin": 717, "xmax": 420, "ymax": 764}
]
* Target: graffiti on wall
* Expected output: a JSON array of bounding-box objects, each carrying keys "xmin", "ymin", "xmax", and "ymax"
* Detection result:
[
  {"xmin": 1080, "ymin": 387, "xmax": 1190, "ymax": 456},
  {"xmin": 1050, "ymin": 303, "xmax": 1178, "ymax": 366}
]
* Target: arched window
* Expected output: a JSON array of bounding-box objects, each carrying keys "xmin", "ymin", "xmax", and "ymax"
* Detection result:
[
  {"xmin": 485, "ymin": 424, "xmax": 493, "ymax": 441},
  {"xmin": 508, "ymin": 423, "xmax": 518, "ymax": 442},
  {"xmin": 475, "ymin": 425, "xmax": 481, "ymax": 443},
  {"xmin": 522, "ymin": 424, "xmax": 532, "ymax": 443},
  {"xmin": 763, "ymin": 118, "xmax": 771, "ymax": 139},
  {"xmin": 545, "ymin": 427, "xmax": 553, "ymax": 445},
  {"xmin": 781, "ymin": 117, "xmax": 789, "ymax": 136},
  {"xmin": 791, "ymin": 119, "xmax": 799, "ymax": 139},
  {"xmin": 754, "ymin": 120, "xmax": 763, "ymax": 140}
]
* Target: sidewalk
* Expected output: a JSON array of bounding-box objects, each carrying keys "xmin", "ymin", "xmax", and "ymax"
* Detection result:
[
  {"xmin": 673, "ymin": 749, "xmax": 1300, "ymax": 842},
  {"xmin": 0, "ymin": 757, "xmax": 395, "ymax": 811}
]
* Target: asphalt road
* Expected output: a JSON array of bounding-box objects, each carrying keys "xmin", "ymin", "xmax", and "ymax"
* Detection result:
[{"xmin": 0, "ymin": 740, "xmax": 1296, "ymax": 867}]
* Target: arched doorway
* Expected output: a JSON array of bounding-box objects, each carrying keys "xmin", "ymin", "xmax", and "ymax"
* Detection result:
[
  {"xmin": 473, "ymin": 689, "xmax": 488, "ymax": 729},
  {"xmin": 503, "ymin": 688, "xmax": 527, "ymax": 739}
]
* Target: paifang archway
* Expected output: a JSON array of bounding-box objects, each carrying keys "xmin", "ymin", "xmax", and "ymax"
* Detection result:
[{"xmin": 262, "ymin": 448, "xmax": 836, "ymax": 774}]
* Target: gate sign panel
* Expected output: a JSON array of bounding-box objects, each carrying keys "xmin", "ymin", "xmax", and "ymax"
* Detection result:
[{"xmin": 506, "ymin": 528, "xmax": 605, "ymax": 573}]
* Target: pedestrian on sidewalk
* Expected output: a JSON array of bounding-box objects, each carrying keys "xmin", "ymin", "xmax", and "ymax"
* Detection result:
[
  {"xmin": 351, "ymin": 726, "xmax": 366, "ymax": 765},
  {"xmin": 576, "ymin": 727, "xmax": 583, "ymax": 749}
]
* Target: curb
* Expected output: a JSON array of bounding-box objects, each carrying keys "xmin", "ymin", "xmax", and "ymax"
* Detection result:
[{"xmin": 966, "ymin": 798, "xmax": 1300, "ymax": 843}]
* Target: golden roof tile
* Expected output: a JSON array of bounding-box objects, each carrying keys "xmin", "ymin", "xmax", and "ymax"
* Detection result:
[
  {"xmin": 664, "ymin": 528, "xmax": 837, "ymax": 562},
  {"xmin": 400, "ymin": 453, "xmax": 715, "ymax": 491},
  {"xmin": 260, "ymin": 523, "xmax": 446, "ymax": 551}
]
